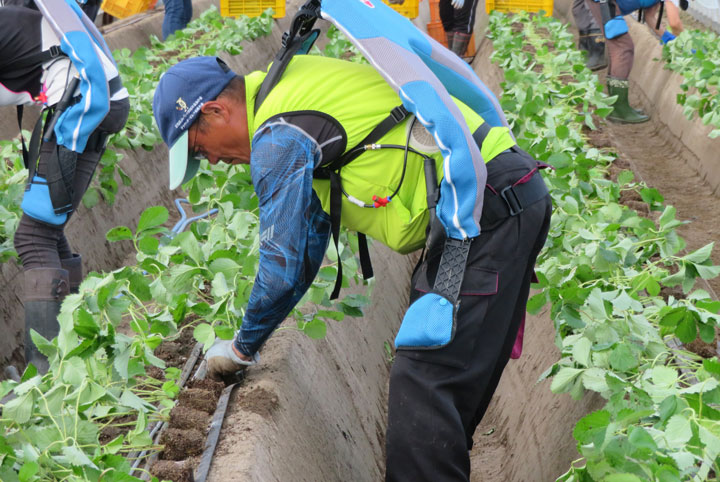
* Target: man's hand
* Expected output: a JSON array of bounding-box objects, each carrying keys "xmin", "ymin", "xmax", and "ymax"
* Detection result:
[
  {"xmin": 206, "ymin": 338, "xmax": 259, "ymax": 381},
  {"xmin": 451, "ymin": 0, "xmax": 465, "ymax": 9}
]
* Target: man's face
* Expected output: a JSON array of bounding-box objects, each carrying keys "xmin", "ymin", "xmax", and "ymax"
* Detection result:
[{"xmin": 187, "ymin": 109, "xmax": 250, "ymax": 166}]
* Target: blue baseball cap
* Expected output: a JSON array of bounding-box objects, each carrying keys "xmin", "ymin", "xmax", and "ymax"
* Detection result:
[{"xmin": 153, "ymin": 57, "xmax": 237, "ymax": 189}]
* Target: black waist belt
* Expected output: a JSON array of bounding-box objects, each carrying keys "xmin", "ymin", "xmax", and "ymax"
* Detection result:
[{"xmin": 471, "ymin": 123, "xmax": 549, "ymax": 229}]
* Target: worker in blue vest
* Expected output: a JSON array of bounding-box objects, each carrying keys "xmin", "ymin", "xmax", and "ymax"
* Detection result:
[{"xmin": 0, "ymin": 1, "xmax": 129, "ymax": 375}]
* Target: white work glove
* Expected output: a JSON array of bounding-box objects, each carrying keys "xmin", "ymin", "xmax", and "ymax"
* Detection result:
[
  {"xmin": 451, "ymin": 0, "xmax": 465, "ymax": 8},
  {"xmin": 206, "ymin": 338, "xmax": 259, "ymax": 381}
]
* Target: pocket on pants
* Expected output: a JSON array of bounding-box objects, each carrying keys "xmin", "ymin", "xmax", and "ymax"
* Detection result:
[{"xmin": 397, "ymin": 264, "xmax": 499, "ymax": 369}]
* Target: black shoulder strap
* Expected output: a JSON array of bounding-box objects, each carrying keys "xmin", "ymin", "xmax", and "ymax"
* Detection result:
[
  {"xmin": 254, "ymin": 1, "xmax": 322, "ymax": 114},
  {"xmin": 17, "ymin": 105, "xmax": 46, "ymax": 174},
  {"xmin": 322, "ymin": 106, "xmax": 409, "ymax": 172},
  {"xmin": 17, "ymin": 106, "xmax": 28, "ymax": 168},
  {"xmin": 327, "ymin": 105, "xmax": 409, "ymax": 300},
  {"xmin": 7, "ymin": 45, "xmax": 65, "ymax": 71},
  {"xmin": 655, "ymin": 1, "xmax": 664, "ymax": 30}
]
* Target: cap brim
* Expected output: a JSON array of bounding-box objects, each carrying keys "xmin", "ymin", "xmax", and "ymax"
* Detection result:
[{"xmin": 168, "ymin": 131, "xmax": 200, "ymax": 190}]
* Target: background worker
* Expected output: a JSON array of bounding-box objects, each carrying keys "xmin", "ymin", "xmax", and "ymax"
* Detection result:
[
  {"xmin": 641, "ymin": 0, "xmax": 685, "ymax": 39},
  {"xmin": 585, "ymin": 0, "xmax": 686, "ymax": 123},
  {"xmin": 152, "ymin": 53, "xmax": 551, "ymax": 480},
  {"xmin": 572, "ymin": 0, "xmax": 607, "ymax": 70},
  {"xmin": 438, "ymin": 0, "xmax": 480, "ymax": 58},
  {"xmin": 0, "ymin": 1, "xmax": 129, "ymax": 375},
  {"xmin": 161, "ymin": 0, "xmax": 193, "ymax": 40}
]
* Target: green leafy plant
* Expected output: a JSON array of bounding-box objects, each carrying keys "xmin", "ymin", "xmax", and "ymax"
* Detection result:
[
  {"xmin": 0, "ymin": 139, "xmax": 26, "ymax": 263},
  {"xmin": 488, "ymin": 11, "xmax": 720, "ymax": 480},
  {"xmin": 662, "ymin": 29, "xmax": 720, "ymax": 139}
]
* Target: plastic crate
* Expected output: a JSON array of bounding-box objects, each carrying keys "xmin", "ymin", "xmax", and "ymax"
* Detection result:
[
  {"xmin": 465, "ymin": 33, "xmax": 476, "ymax": 57},
  {"xmin": 427, "ymin": 20, "xmax": 448, "ymax": 47},
  {"xmin": 429, "ymin": 0, "xmax": 441, "ymax": 22},
  {"xmin": 485, "ymin": 0, "xmax": 553, "ymax": 16},
  {"xmin": 383, "ymin": 0, "xmax": 419, "ymax": 19},
  {"xmin": 220, "ymin": 0, "xmax": 286, "ymax": 18},
  {"xmin": 101, "ymin": 0, "xmax": 155, "ymax": 19}
]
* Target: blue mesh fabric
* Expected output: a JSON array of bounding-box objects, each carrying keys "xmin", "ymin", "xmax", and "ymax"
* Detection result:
[
  {"xmin": 401, "ymin": 81, "xmax": 483, "ymax": 240},
  {"xmin": 236, "ymin": 123, "xmax": 331, "ymax": 355},
  {"xmin": 395, "ymin": 293, "xmax": 454, "ymax": 348}
]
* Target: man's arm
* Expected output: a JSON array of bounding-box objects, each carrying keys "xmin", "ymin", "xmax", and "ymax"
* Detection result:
[
  {"xmin": 233, "ymin": 122, "xmax": 331, "ymax": 358},
  {"xmin": 664, "ymin": 0, "xmax": 684, "ymax": 34}
]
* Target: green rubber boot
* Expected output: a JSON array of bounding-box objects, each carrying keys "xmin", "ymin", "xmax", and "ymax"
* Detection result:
[
  {"xmin": 607, "ymin": 77, "xmax": 650, "ymax": 124},
  {"xmin": 23, "ymin": 268, "xmax": 69, "ymax": 374}
]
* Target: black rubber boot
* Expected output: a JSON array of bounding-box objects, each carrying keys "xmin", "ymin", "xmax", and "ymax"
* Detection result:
[
  {"xmin": 578, "ymin": 29, "xmax": 591, "ymax": 53},
  {"xmin": 580, "ymin": 28, "xmax": 607, "ymax": 70},
  {"xmin": 23, "ymin": 268, "xmax": 69, "ymax": 374},
  {"xmin": 60, "ymin": 253, "xmax": 83, "ymax": 293},
  {"xmin": 451, "ymin": 31, "xmax": 472, "ymax": 59},
  {"xmin": 606, "ymin": 77, "xmax": 650, "ymax": 124}
]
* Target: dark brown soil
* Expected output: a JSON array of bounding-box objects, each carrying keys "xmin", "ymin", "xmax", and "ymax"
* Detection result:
[
  {"xmin": 189, "ymin": 378, "xmax": 225, "ymax": 399},
  {"xmin": 178, "ymin": 387, "xmax": 220, "ymax": 414},
  {"xmin": 149, "ymin": 460, "xmax": 194, "ymax": 482},
  {"xmin": 98, "ymin": 414, "xmax": 136, "ymax": 445},
  {"xmin": 169, "ymin": 405, "xmax": 211, "ymax": 431},
  {"xmin": 159, "ymin": 428, "xmax": 205, "ymax": 460},
  {"xmin": 148, "ymin": 376, "xmax": 224, "ymax": 480},
  {"xmin": 154, "ymin": 341, "xmax": 184, "ymax": 365},
  {"xmin": 686, "ymin": 335, "xmax": 719, "ymax": 359}
]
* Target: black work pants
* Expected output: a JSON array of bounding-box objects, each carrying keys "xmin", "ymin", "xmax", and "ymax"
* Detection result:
[
  {"xmin": 13, "ymin": 97, "xmax": 130, "ymax": 270},
  {"xmin": 439, "ymin": 0, "xmax": 481, "ymax": 34},
  {"xmin": 385, "ymin": 147, "xmax": 552, "ymax": 481}
]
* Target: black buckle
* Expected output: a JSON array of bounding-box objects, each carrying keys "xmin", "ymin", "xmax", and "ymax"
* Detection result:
[
  {"xmin": 500, "ymin": 185, "xmax": 523, "ymax": 216},
  {"xmin": 391, "ymin": 106, "xmax": 408, "ymax": 123},
  {"xmin": 281, "ymin": 31, "xmax": 291, "ymax": 48},
  {"xmin": 48, "ymin": 45, "xmax": 63, "ymax": 58}
]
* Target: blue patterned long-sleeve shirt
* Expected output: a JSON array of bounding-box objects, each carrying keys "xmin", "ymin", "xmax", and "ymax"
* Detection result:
[{"xmin": 234, "ymin": 122, "xmax": 331, "ymax": 356}]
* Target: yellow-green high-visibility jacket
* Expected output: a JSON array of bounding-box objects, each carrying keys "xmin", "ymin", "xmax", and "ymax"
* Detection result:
[
  {"xmin": 245, "ymin": 55, "xmax": 514, "ymax": 254},
  {"xmin": 235, "ymin": 55, "xmax": 514, "ymax": 356}
]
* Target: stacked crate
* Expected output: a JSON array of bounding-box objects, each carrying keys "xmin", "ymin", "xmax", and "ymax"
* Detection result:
[
  {"xmin": 101, "ymin": 0, "xmax": 156, "ymax": 19},
  {"xmin": 220, "ymin": 0, "xmax": 286, "ymax": 18},
  {"xmin": 383, "ymin": 0, "xmax": 420, "ymax": 18},
  {"xmin": 485, "ymin": 0, "xmax": 554, "ymax": 16}
]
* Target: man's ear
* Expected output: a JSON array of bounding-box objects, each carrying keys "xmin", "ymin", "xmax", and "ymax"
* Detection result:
[{"xmin": 200, "ymin": 100, "xmax": 230, "ymax": 123}]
